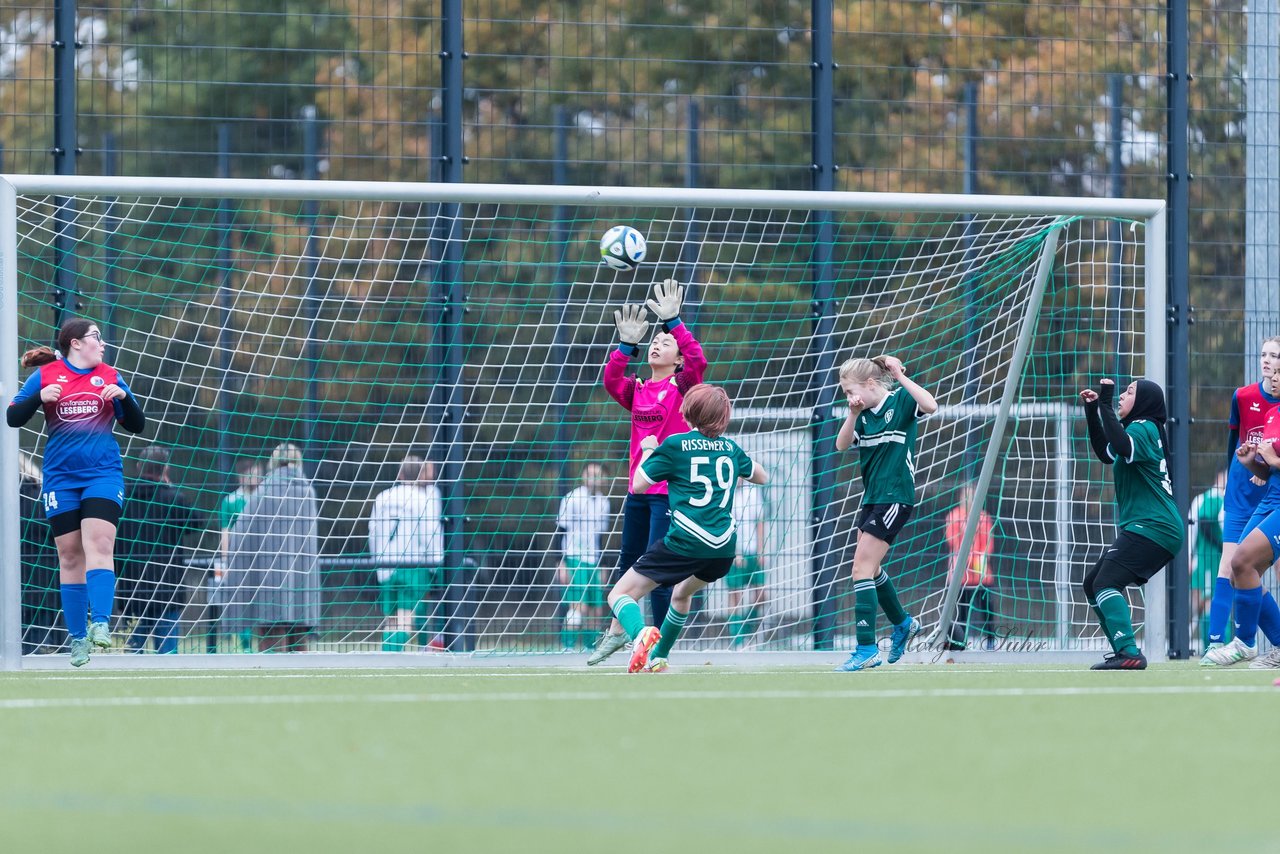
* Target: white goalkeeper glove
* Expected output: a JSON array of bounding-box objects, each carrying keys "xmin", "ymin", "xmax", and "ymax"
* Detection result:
[
  {"xmin": 613, "ymin": 303, "xmax": 651, "ymax": 355},
  {"xmin": 646, "ymin": 278, "xmax": 685, "ymax": 328}
]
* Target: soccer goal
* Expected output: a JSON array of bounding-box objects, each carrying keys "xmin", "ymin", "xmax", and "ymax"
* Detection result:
[{"xmin": 0, "ymin": 177, "xmax": 1165, "ymax": 668}]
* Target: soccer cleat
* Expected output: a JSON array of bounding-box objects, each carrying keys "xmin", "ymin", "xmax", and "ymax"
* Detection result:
[
  {"xmin": 1201, "ymin": 636, "xmax": 1257, "ymax": 667},
  {"xmin": 887, "ymin": 616, "xmax": 921, "ymax": 664},
  {"xmin": 69, "ymin": 636, "xmax": 92, "ymax": 668},
  {"xmin": 644, "ymin": 657, "xmax": 669, "ymax": 673},
  {"xmin": 835, "ymin": 644, "xmax": 882, "ymax": 672},
  {"xmin": 1199, "ymin": 642, "xmax": 1225, "ymax": 666},
  {"xmin": 628, "ymin": 626, "xmax": 661, "ymax": 673},
  {"xmin": 1249, "ymin": 647, "xmax": 1280, "ymax": 669},
  {"xmin": 87, "ymin": 621, "xmax": 112, "ymax": 650},
  {"xmin": 1090, "ymin": 651, "xmax": 1148, "ymax": 670},
  {"xmin": 586, "ymin": 630, "xmax": 629, "ymax": 666}
]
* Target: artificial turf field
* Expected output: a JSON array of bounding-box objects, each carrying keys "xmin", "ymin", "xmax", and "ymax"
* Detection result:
[{"xmin": 1, "ymin": 662, "xmax": 1277, "ymax": 853}]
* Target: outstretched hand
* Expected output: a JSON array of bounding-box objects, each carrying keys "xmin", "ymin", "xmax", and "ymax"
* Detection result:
[
  {"xmin": 613, "ymin": 303, "xmax": 651, "ymax": 344},
  {"xmin": 1079, "ymin": 388, "xmax": 1099, "ymax": 404},
  {"xmin": 646, "ymin": 278, "xmax": 684, "ymax": 322}
]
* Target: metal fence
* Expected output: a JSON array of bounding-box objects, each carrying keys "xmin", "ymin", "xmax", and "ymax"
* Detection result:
[{"xmin": 0, "ymin": 1, "xmax": 1277, "ymax": 657}]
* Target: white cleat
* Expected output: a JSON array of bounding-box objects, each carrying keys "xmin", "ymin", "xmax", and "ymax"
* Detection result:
[
  {"xmin": 1198, "ymin": 642, "xmax": 1225, "ymax": 666},
  {"xmin": 1201, "ymin": 637, "xmax": 1257, "ymax": 667},
  {"xmin": 1248, "ymin": 647, "xmax": 1280, "ymax": 669}
]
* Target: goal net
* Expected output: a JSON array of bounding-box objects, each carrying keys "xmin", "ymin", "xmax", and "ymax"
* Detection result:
[{"xmin": 0, "ymin": 178, "xmax": 1165, "ymax": 665}]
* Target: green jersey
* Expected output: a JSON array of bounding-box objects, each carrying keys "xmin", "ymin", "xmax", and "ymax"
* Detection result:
[
  {"xmin": 851, "ymin": 386, "xmax": 922, "ymax": 506},
  {"xmin": 1111, "ymin": 420, "xmax": 1184, "ymax": 556},
  {"xmin": 1189, "ymin": 486, "xmax": 1224, "ymax": 594},
  {"xmin": 639, "ymin": 430, "xmax": 755, "ymax": 558},
  {"xmin": 217, "ymin": 488, "xmax": 248, "ymax": 531}
]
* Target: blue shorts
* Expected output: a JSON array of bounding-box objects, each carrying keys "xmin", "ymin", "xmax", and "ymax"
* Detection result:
[
  {"xmin": 1224, "ymin": 508, "xmax": 1257, "ymax": 545},
  {"xmin": 41, "ymin": 477, "xmax": 125, "ymax": 520},
  {"xmin": 1241, "ymin": 508, "xmax": 1280, "ymax": 564}
]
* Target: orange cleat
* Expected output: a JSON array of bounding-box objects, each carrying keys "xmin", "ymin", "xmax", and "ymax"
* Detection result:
[{"xmin": 628, "ymin": 626, "xmax": 661, "ymax": 673}]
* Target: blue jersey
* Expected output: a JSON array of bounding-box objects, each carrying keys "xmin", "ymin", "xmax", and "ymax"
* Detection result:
[
  {"xmin": 10, "ymin": 359, "xmax": 132, "ymax": 491},
  {"xmin": 1225, "ymin": 383, "xmax": 1280, "ymax": 520}
]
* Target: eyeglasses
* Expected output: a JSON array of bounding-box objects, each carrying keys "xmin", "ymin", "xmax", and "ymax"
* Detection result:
[{"xmin": 80, "ymin": 331, "xmax": 103, "ymax": 343}]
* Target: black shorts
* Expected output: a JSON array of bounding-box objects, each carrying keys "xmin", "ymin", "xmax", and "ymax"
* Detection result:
[
  {"xmin": 629, "ymin": 541, "xmax": 734, "ymax": 588},
  {"xmin": 1099, "ymin": 530, "xmax": 1176, "ymax": 586},
  {"xmin": 856, "ymin": 503, "xmax": 914, "ymax": 544},
  {"xmin": 48, "ymin": 498, "xmax": 121, "ymax": 538}
]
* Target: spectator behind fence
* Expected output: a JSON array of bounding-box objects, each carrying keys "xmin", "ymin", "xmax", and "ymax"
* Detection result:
[
  {"xmin": 208, "ymin": 458, "xmax": 265, "ymax": 652},
  {"xmin": 1189, "ymin": 469, "xmax": 1227, "ymax": 654},
  {"xmin": 945, "ymin": 483, "xmax": 997, "ymax": 651},
  {"xmin": 19, "ymin": 452, "xmax": 61, "ymax": 654},
  {"xmin": 221, "ymin": 443, "xmax": 320, "ymax": 652},
  {"xmin": 555, "ymin": 463, "xmax": 611, "ymax": 650},
  {"xmin": 117, "ymin": 446, "xmax": 205, "ymax": 654},
  {"xmin": 727, "ymin": 480, "xmax": 768, "ymax": 648},
  {"xmin": 368, "ymin": 455, "xmax": 444, "ymax": 652}
]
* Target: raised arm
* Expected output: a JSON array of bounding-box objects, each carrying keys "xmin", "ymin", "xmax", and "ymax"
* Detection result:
[
  {"xmin": 602, "ymin": 303, "xmax": 649, "ymax": 410},
  {"xmin": 881, "ymin": 356, "xmax": 937, "ymax": 415},
  {"xmin": 648, "ymin": 279, "xmax": 707, "ymax": 388},
  {"xmin": 1079, "ymin": 388, "xmax": 1114, "ymax": 464},
  {"xmin": 1094, "ymin": 380, "xmax": 1133, "ymax": 460}
]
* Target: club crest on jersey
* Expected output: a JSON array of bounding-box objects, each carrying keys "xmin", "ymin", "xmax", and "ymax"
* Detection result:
[
  {"xmin": 884, "ymin": 408, "xmax": 894, "ymax": 421},
  {"xmin": 90, "ymin": 376, "xmax": 105, "ymax": 387},
  {"xmin": 55, "ymin": 392, "xmax": 104, "ymax": 423},
  {"xmin": 658, "ymin": 389, "xmax": 668, "ymax": 403}
]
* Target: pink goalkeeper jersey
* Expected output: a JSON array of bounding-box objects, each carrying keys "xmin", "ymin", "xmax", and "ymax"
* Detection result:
[{"xmin": 601, "ymin": 321, "xmax": 707, "ymax": 495}]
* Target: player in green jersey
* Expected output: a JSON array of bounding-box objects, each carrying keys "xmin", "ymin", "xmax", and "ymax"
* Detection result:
[
  {"xmin": 1080, "ymin": 377, "xmax": 1183, "ymax": 670},
  {"xmin": 604, "ymin": 384, "xmax": 769, "ymax": 673},
  {"xmin": 833, "ymin": 355, "xmax": 938, "ymax": 672}
]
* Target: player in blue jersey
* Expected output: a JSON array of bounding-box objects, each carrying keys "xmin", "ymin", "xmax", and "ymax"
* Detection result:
[
  {"xmin": 1200, "ymin": 335, "xmax": 1280, "ymax": 663},
  {"xmin": 7, "ymin": 318, "xmax": 146, "ymax": 667}
]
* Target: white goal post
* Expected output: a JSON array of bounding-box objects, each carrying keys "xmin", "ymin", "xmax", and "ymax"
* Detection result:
[{"xmin": 0, "ymin": 176, "xmax": 1165, "ymax": 669}]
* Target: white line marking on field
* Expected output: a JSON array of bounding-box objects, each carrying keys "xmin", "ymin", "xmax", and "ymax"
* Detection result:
[
  {"xmin": 0, "ymin": 684, "xmax": 1272, "ymax": 709},
  {"xmin": 0, "ymin": 665, "xmax": 1262, "ymax": 682}
]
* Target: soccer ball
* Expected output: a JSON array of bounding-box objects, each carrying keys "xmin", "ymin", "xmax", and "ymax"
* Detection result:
[{"xmin": 599, "ymin": 225, "xmax": 647, "ymax": 271}]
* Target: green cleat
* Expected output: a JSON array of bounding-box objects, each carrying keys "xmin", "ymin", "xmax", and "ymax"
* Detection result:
[
  {"xmin": 69, "ymin": 637, "xmax": 92, "ymax": 668},
  {"xmin": 87, "ymin": 621, "xmax": 112, "ymax": 650},
  {"xmin": 644, "ymin": 657, "xmax": 669, "ymax": 673},
  {"xmin": 586, "ymin": 630, "xmax": 628, "ymax": 666}
]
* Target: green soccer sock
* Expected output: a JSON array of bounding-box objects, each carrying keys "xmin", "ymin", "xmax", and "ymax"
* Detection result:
[
  {"xmin": 382, "ymin": 631, "xmax": 408, "ymax": 652},
  {"xmin": 652, "ymin": 607, "xmax": 689, "ymax": 659},
  {"xmin": 742, "ymin": 606, "xmax": 760, "ymax": 643},
  {"xmin": 1095, "ymin": 588, "xmax": 1140, "ymax": 656},
  {"xmin": 1088, "ymin": 600, "xmax": 1119, "ymax": 652},
  {"xmin": 854, "ymin": 579, "xmax": 878, "ymax": 646},
  {"xmin": 874, "ymin": 571, "xmax": 909, "ymax": 627},
  {"xmin": 729, "ymin": 607, "xmax": 749, "ymax": 645},
  {"xmin": 610, "ymin": 595, "xmax": 646, "ymax": 640}
]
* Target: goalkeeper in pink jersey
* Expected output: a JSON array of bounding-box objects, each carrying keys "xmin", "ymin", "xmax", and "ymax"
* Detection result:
[{"xmin": 587, "ymin": 279, "xmax": 708, "ymax": 665}]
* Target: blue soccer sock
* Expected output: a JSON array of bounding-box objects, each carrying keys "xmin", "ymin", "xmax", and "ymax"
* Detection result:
[
  {"xmin": 1257, "ymin": 591, "xmax": 1280, "ymax": 645},
  {"xmin": 1206, "ymin": 576, "xmax": 1235, "ymax": 645},
  {"xmin": 85, "ymin": 569, "xmax": 116, "ymax": 625},
  {"xmin": 1234, "ymin": 586, "xmax": 1264, "ymax": 647},
  {"xmin": 61, "ymin": 583, "xmax": 88, "ymax": 639}
]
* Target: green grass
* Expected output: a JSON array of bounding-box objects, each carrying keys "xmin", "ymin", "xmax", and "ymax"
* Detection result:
[{"xmin": 1, "ymin": 663, "xmax": 1276, "ymax": 853}]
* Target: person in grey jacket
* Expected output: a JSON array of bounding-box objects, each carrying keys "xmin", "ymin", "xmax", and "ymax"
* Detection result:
[{"xmin": 219, "ymin": 443, "xmax": 320, "ymax": 652}]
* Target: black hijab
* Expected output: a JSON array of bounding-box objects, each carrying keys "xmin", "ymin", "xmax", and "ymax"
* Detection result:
[{"xmin": 1122, "ymin": 379, "xmax": 1170, "ymax": 465}]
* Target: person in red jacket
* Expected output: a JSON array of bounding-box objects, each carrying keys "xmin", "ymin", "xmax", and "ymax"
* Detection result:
[{"xmin": 945, "ymin": 483, "xmax": 996, "ymax": 650}]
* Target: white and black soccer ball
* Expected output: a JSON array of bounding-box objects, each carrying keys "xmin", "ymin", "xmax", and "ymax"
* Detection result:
[{"xmin": 599, "ymin": 225, "xmax": 647, "ymax": 271}]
